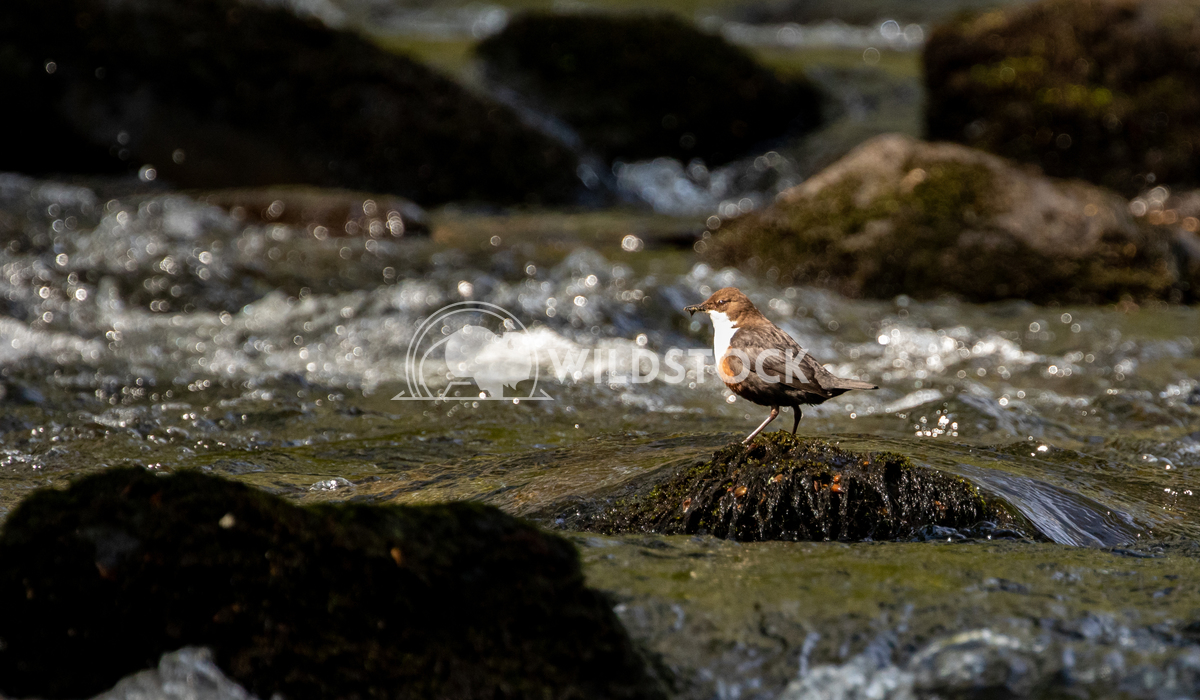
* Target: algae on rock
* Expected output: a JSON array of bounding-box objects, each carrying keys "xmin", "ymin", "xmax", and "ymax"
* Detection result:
[
  {"xmin": 585, "ymin": 433, "xmax": 1021, "ymax": 542},
  {"xmin": 0, "ymin": 468, "xmax": 666, "ymax": 700},
  {"xmin": 707, "ymin": 133, "xmax": 1199, "ymax": 303},
  {"xmin": 925, "ymin": 0, "xmax": 1200, "ymax": 196}
]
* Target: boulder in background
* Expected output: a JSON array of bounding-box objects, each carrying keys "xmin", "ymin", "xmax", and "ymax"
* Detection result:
[
  {"xmin": 0, "ymin": 0, "xmax": 580, "ymax": 205},
  {"xmin": 707, "ymin": 134, "xmax": 1198, "ymax": 303},
  {"xmin": 925, "ymin": 0, "xmax": 1200, "ymax": 196},
  {"xmin": 477, "ymin": 12, "xmax": 822, "ymax": 167}
]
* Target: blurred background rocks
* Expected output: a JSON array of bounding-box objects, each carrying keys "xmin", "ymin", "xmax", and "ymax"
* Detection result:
[
  {"xmin": 0, "ymin": 0, "xmax": 580, "ymax": 205},
  {"xmin": 476, "ymin": 13, "xmax": 823, "ymax": 166},
  {"xmin": 706, "ymin": 133, "xmax": 1200, "ymax": 303},
  {"xmin": 925, "ymin": 0, "xmax": 1200, "ymax": 197}
]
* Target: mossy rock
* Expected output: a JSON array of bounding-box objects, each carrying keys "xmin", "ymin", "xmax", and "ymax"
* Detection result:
[
  {"xmin": 0, "ymin": 468, "xmax": 666, "ymax": 699},
  {"xmin": 0, "ymin": 0, "xmax": 579, "ymax": 205},
  {"xmin": 925, "ymin": 0, "xmax": 1200, "ymax": 196},
  {"xmin": 585, "ymin": 433, "xmax": 1022, "ymax": 542},
  {"xmin": 707, "ymin": 133, "xmax": 1199, "ymax": 303},
  {"xmin": 476, "ymin": 12, "xmax": 822, "ymax": 166}
]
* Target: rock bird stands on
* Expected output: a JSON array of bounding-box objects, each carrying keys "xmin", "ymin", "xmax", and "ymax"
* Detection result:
[{"xmin": 686, "ymin": 287, "xmax": 877, "ymax": 443}]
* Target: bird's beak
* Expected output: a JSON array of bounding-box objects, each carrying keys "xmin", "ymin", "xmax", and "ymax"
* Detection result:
[{"xmin": 684, "ymin": 304, "xmax": 702, "ymax": 316}]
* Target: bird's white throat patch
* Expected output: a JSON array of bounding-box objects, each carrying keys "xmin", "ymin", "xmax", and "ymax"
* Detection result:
[{"xmin": 707, "ymin": 310, "xmax": 737, "ymax": 359}]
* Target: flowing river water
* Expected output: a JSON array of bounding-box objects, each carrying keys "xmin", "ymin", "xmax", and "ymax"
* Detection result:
[{"xmin": 2, "ymin": 173, "xmax": 1200, "ymax": 698}]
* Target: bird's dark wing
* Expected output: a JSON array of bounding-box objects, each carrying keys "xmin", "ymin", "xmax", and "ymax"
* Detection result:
[{"xmin": 730, "ymin": 324, "xmax": 841, "ymax": 398}]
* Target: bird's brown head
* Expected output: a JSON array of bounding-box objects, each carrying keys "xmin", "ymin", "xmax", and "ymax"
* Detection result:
[{"xmin": 683, "ymin": 287, "xmax": 762, "ymax": 322}]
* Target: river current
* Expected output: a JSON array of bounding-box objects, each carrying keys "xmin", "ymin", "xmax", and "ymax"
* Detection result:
[{"xmin": 2, "ymin": 173, "xmax": 1199, "ymax": 698}]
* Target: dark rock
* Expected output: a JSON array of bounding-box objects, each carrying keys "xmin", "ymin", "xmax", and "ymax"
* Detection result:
[
  {"xmin": 707, "ymin": 133, "xmax": 1199, "ymax": 303},
  {"xmin": 476, "ymin": 12, "xmax": 822, "ymax": 166},
  {"xmin": 925, "ymin": 0, "xmax": 1200, "ymax": 196},
  {"xmin": 910, "ymin": 521, "xmax": 1029, "ymax": 542},
  {"xmin": 579, "ymin": 432, "xmax": 1021, "ymax": 542},
  {"xmin": 1183, "ymin": 620, "xmax": 1200, "ymax": 644},
  {"xmin": 0, "ymin": 0, "xmax": 579, "ymax": 205},
  {"xmin": 0, "ymin": 380, "xmax": 46, "ymax": 405},
  {"xmin": 0, "ymin": 467, "xmax": 666, "ymax": 700}
]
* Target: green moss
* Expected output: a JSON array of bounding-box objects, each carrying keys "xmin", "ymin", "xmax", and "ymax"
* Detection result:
[
  {"xmin": 583, "ymin": 433, "xmax": 1023, "ymax": 542},
  {"xmin": 709, "ymin": 161, "xmax": 999, "ymax": 298},
  {"xmin": 579, "ymin": 533, "xmax": 1200, "ymax": 697},
  {"xmin": 708, "ymin": 151, "xmax": 1187, "ymax": 303},
  {"xmin": 925, "ymin": 0, "xmax": 1200, "ymax": 195},
  {"xmin": 0, "ymin": 468, "xmax": 666, "ymax": 699}
]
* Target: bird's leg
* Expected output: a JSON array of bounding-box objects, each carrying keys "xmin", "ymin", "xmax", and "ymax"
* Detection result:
[
  {"xmin": 742, "ymin": 406, "xmax": 779, "ymax": 444},
  {"xmin": 791, "ymin": 407, "xmax": 802, "ymax": 435}
]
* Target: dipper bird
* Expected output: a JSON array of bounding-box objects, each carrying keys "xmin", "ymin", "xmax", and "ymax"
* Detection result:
[{"xmin": 685, "ymin": 287, "xmax": 877, "ymax": 443}]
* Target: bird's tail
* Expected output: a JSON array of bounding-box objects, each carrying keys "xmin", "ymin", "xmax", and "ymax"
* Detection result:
[{"xmin": 825, "ymin": 377, "xmax": 878, "ymax": 390}]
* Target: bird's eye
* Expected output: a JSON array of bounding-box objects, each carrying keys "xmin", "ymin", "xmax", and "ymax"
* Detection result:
[{"xmin": 717, "ymin": 299, "xmax": 728, "ymax": 305}]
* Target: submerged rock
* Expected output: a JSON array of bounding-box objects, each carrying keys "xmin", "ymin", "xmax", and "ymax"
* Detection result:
[
  {"xmin": 707, "ymin": 133, "xmax": 1199, "ymax": 303},
  {"xmin": 476, "ymin": 13, "xmax": 822, "ymax": 166},
  {"xmin": 0, "ymin": 468, "xmax": 666, "ymax": 700},
  {"xmin": 582, "ymin": 433, "xmax": 1020, "ymax": 542},
  {"xmin": 0, "ymin": 0, "xmax": 579, "ymax": 205},
  {"xmin": 925, "ymin": 0, "xmax": 1200, "ymax": 196}
]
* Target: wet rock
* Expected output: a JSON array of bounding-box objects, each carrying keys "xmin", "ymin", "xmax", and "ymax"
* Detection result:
[
  {"xmin": 0, "ymin": 467, "xmax": 666, "ymax": 700},
  {"xmin": 0, "ymin": 0, "xmax": 579, "ymax": 205},
  {"xmin": 925, "ymin": 0, "xmax": 1200, "ymax": 196},
  {"xmin": 0, "ymin": 380, "xmax": 46, "ymax": 405},
  {"xmin": 707, "ymin": 133, "xmax": 1199, "ymax": 303},
  {"xmin": 581, "ymin": 433, "xmax": 1018, "ymax": 542},
  {"xmin": 910, "ymin": 521, "xmax": 1028, "ymax": 542},
  {"xmin": 476, "ymin": 13, "xmax": 822, "ymax": 166}
]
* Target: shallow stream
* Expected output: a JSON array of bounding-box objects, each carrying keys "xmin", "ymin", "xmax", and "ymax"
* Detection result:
[{"xmin": 1, "ymin": 174, "xmax": 1199, "ymax": 698}]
